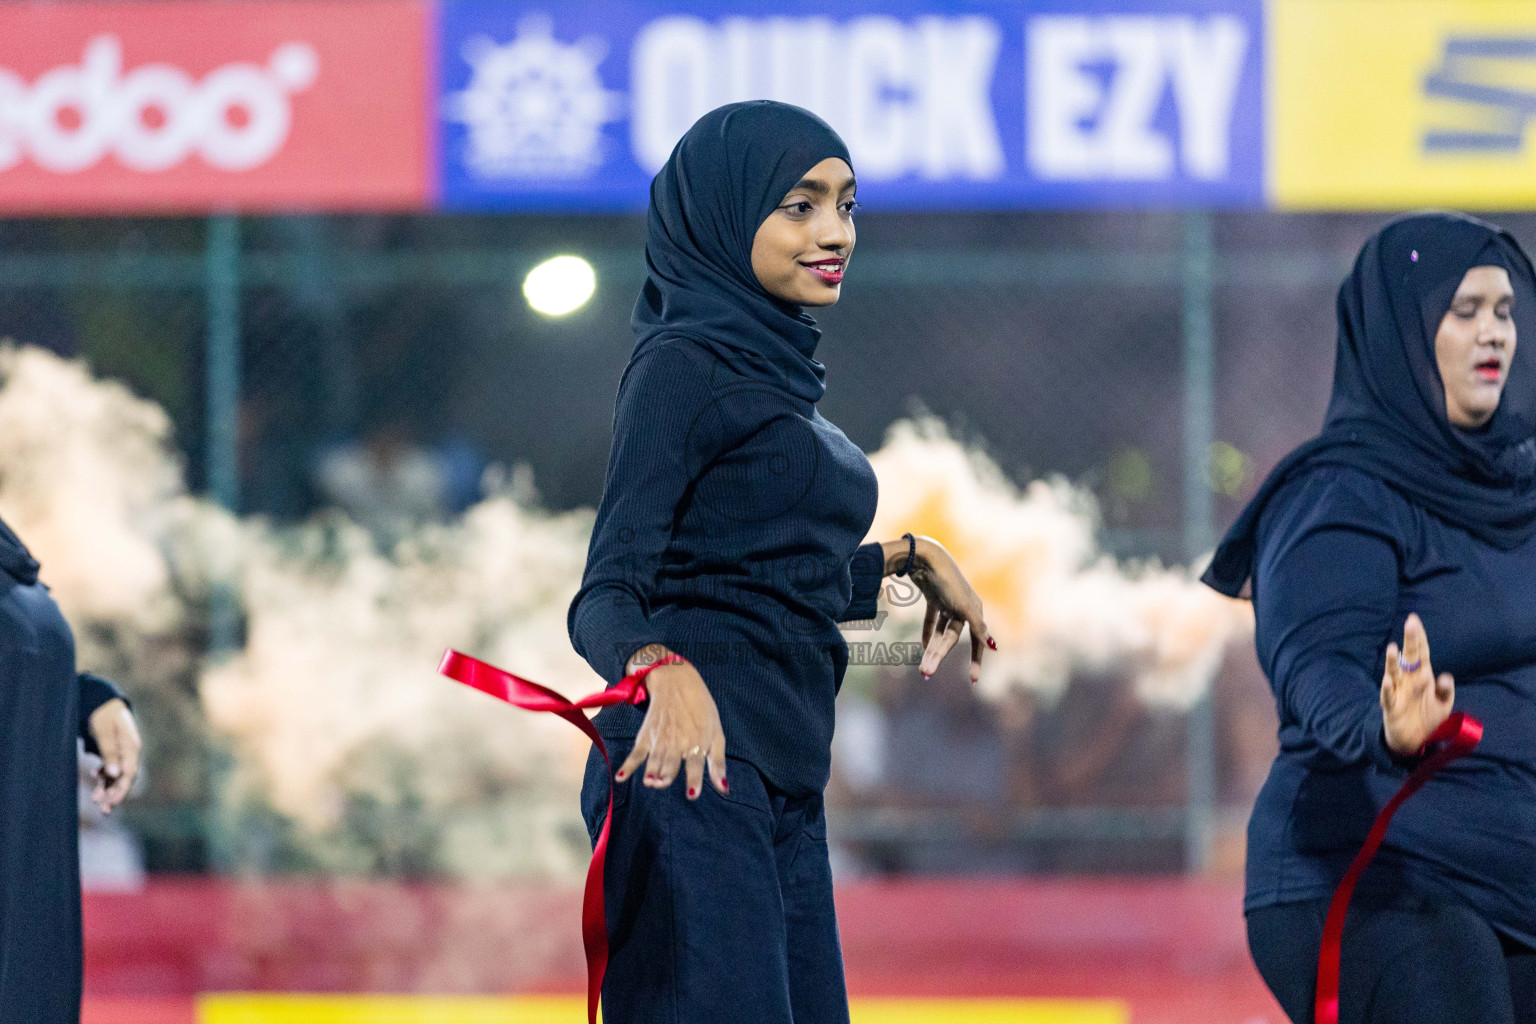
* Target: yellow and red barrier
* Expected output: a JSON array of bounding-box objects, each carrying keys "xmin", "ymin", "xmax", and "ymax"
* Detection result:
[{"xmin": 82, "ymin": 878, "xmax": 1282, "ymax": 1024}]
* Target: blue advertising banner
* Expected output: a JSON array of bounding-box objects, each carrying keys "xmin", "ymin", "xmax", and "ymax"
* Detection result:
[{"xmin": 435, "ymin": 0, "xmax": 1265, "ymax": 210}]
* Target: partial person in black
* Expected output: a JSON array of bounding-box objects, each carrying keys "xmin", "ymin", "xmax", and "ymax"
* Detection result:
[
  {"xmin": 567, "ymin": 101, "xmax": 995, "ymax": 1024},
  {"xmin": 1203, "ymin": 212, "xmax": 1536, "ymax": 1023},
  {"xmin": 0, "ymin": 516, "xmax": 141, "ymax": 1024}
]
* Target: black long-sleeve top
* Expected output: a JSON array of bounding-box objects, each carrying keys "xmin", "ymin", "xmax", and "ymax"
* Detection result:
[
  {"xmin": 1247, "ymin": 464, "xmax": 1536, "ymax": 945},
  {"xmin": 0, "ymin": 545, "xmax": 127, "ymax": 1023},
  {"xmin": 567, "ymin": 337, "xmax": 884, "ymax": 795}
]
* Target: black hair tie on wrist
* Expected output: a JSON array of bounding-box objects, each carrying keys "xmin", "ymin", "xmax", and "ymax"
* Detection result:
[{"xmin": 895, "ymin": 532, "xmax": 916, "ymax": 577}]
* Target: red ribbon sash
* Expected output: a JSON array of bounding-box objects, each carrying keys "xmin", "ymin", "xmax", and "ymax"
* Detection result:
[
  {"xmin": 1314, "ymin": 711, "xmax": 1484, "ymax": 1024},
  {"xmin": 438, "ymin": 649, "xmax": 675, "ymax": 1024}
]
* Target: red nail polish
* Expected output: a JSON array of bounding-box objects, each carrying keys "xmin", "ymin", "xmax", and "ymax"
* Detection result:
[
  {"xmin": 987, "ymin": 637, "xmax": 998, "ymax": 651},
  {"xmin": 721, "ymin": 778, "xmax": 730, "ymax": 793},
  {"xmin": 688, "ymin": 787, "xmax": 698, "ymax": 798},
  {"xmin": 921, "ymin": 671, "xmax": 931, "ymax": 680}
]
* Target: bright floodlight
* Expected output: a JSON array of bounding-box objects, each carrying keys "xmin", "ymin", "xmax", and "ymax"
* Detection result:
[{"xmin": 524, "ymin": 255, "xmax": 596, "ymax": 316}]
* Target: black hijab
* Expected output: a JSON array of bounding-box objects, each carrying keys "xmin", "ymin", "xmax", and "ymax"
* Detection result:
[
  {"xmin": 0, "ymin": 515, "xmax": 39, "ymax": 586},
  {"xmin": 629, "ymin": 100, "xmax": 853, "ymax": 405},
  {"xmin": 1204, "ymin": 211, "xmax": 1536, "ymax": 597}
]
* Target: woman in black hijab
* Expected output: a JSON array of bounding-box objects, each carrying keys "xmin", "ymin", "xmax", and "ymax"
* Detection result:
[
  {"xmin": 1204, "ymin": 212, "xmax": 1536, "ymax": 1023},
  {"xmin": 567, "ymin": 101, "xmax": 994, "ymax": 1023},
  {"xmin": 0, "ymin": 517, "xmax": 140, "ymax": 1023}
]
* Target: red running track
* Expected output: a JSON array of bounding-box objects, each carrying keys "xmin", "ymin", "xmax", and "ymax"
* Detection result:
[{"xmin": 83, "ymin": 878, "xmax": 1283, "ymax": 1024}]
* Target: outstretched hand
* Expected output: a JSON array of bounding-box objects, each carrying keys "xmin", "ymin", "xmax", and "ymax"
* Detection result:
[
  {"xmin": 1381, "ymin": 612, "xmax": 1455, "ymax": 757},
  {"xmin": 898, "ymin": 536, "xmax": 995, "ymax": 684}
]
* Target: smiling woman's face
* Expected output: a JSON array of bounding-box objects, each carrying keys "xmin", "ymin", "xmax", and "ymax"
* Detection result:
[
  {"xmin": 750, "ymin": 157, "xmax": 856, "ymax": 307},
  {"xmin": 1435, "ymin": 265, "xmax": 1517, "ymax": 429}
]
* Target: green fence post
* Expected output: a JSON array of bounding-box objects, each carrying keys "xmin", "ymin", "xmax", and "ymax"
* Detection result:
[
  {"xmin": 203, "ymin": 213, "xmax": 241, "ymax": 655},
  {"xmin": 1182, "ymin": 210, "xmax": 1217, "ymax": 873},
  {"xmin": 203, "ymin": 213, "xmax": 242, "ymax": 872}
]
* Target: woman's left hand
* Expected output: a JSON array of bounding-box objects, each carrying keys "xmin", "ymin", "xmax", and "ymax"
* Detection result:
[
  {"xmin": 86, "ymin": 698, "xmax": 142, "ymax": 814},
  {"xmin": 887, "ymin": 536, "xmax": 996, "ymax": 683}
]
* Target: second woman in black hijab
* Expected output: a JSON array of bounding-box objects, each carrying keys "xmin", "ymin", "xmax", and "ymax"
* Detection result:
[
  {"xmin": 1205, "ymin": 212, "xmax": 1536, "ymax": 1023},
  {"xmin": 567, "ymin": 101, "xmax": 994, "ymax": 1024}
]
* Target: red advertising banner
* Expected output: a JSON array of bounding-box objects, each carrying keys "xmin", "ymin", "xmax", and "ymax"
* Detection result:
[{"xmin": 0, "ymin": 1, "xmax": 430, "ymax": 214}]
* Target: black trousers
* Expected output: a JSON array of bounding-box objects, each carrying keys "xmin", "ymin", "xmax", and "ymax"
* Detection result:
[
  {"xmin": 580, "ymin": 738, "xmax": 849, "ymax": 1024},
  {"xmin": 1248, "ymin": 895, "xmax": 1536, "ymax": 1024}
]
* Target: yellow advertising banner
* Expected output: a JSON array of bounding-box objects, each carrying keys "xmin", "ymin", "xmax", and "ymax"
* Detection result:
[
  {"xmin": 1272, "ymin": 0, "xmax": 1536, "ymax": 208},
  {"xmin": 198, "ymin": 995, "xmax": 1130, "ymax": 1024}
]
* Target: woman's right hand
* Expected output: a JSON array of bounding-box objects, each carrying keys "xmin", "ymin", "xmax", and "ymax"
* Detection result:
[
  {"xmin": 615, "ymin": 645, "xmax": 729, "ymax": 800},
  {"xmin": 1381, "ymin": 612, "xmax": 1456, "ymax": 756}
]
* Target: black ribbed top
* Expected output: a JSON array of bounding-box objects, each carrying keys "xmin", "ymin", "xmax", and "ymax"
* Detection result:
[
  {"xmin": 567, "ymin": 337, "xmax": 883, "ymax": 795},
  {"xmin": 1246, "ymin": 464, "xmax": 1536, "ymax": 948}
]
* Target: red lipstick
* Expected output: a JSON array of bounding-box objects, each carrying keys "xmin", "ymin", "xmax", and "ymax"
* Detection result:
[{"xmin": 802, "ymin": 258, "xmax": 844, "ymax": 285}]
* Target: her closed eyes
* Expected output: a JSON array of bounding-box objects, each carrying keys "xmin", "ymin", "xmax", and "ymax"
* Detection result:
[{"xmin": 1450, "ymin": 304, "xmax": 1513, "ymax": 321}]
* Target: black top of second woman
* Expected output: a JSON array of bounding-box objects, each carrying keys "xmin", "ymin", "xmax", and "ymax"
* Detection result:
[{"xmin": 0, "ymin": 515, "xmax": 127, "ymax": 1022}]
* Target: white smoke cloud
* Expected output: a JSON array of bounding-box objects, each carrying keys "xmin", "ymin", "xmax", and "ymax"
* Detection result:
[
  {"xmin": 0, "ymin": 344, "xmax": 184, "ymax": 635},
  {"xmin": 0, "ymin": 344, "xmax": 594, "ymax": 877},
  {"xmin": 0, "ymin": 346, "xmax": 1250, "ymax": 878},
  {"xmin": 864, "ymin": 418, "xmax": 1253, "ymax": 708}
]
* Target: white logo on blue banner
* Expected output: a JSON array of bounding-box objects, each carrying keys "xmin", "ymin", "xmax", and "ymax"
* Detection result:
[
  {"xmin": 435, "ymin": 1, "xmax": 1263, "ymax": 210},
  {"xmin": 444, "ymin": 14, "xmax": 624, "ymax": 179}
]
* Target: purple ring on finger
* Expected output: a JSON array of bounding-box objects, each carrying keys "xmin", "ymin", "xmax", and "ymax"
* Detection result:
[{"xmin": 1398, "ymin": 656, "xmax": 1422, "ymax": 673}]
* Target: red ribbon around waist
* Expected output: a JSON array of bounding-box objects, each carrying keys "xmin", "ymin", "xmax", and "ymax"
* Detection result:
[
  {"xmin": 438, "ymin": 649, "xmax": 680, "ymax": 1024},
  {"xmin": 1314, "ymin": 711, "xmax": 1484, "ymax": 1024}
]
